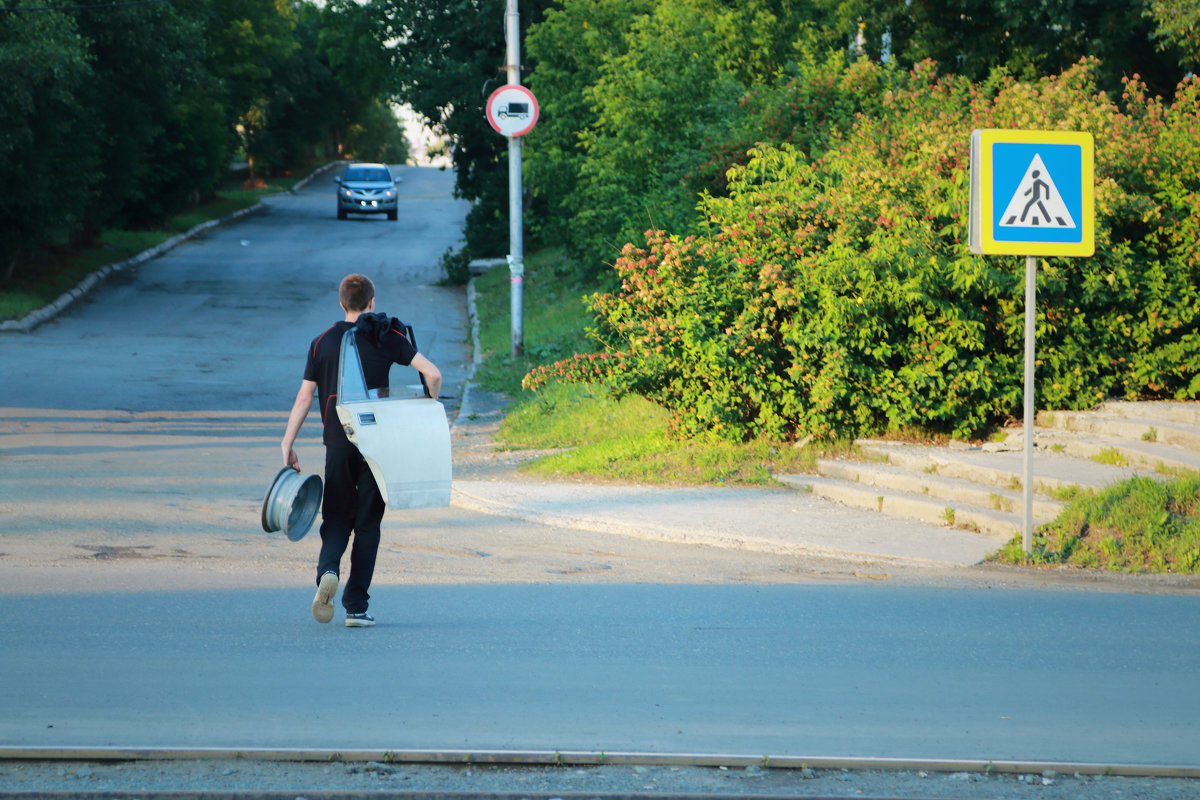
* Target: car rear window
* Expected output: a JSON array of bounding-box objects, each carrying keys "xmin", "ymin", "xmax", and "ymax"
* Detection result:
[{"xmin": 343, "ymin": 167, "xmax": 392, "ymax": 182}]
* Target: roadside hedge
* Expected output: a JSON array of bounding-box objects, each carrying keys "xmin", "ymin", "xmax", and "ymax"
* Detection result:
[{"xmin": 524, "ymin": 59, "xmax": 1200, "ymax": 442}]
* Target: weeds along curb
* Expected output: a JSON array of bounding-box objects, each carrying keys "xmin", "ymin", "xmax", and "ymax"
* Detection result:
[
  {"xmin": 0, "ymin": 161, "xmax": 343, "ymax": 336},
  {"xmin": 0, "ymin": 203, "xmax": 266, "ymax": 335}
]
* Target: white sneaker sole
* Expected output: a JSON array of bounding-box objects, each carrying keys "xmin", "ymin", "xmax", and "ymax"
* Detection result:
[
  {"xmin": 312, "ymin": 573, "xmax": 337, "ymax": 623},
  {"xmin": 345, "ymin": 616, "xmax": 375, "ymax": 628}
]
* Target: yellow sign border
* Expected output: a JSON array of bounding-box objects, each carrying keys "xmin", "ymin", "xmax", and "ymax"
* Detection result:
[{"xmin": 970, "ymin": 129, "xmax": 1094, "ymax": 257}]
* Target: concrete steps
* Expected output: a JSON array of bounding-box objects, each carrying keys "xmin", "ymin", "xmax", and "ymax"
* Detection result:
[
  {"xmin": 1035, "ymin": 409, "xmax": 1200, "ymax": 471},
  {"xmin": 776, "ymin": 400, "xmax": 1200, "ymax": 541}
]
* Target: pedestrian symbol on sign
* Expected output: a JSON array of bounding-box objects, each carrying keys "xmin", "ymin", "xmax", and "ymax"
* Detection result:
[{"xmin": 998, "ymin": 154, "xmax": 1075, "ymax": 230}]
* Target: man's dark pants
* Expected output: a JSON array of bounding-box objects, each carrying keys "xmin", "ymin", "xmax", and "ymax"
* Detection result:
[{"xmin": 317, "ymin": 445, "xmax": 385, "ymax": 614}]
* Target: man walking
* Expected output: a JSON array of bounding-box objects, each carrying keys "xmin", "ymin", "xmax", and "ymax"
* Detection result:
[{"xmin": 280, "ymin": 274, "xmax": 442, "ymax": 627}]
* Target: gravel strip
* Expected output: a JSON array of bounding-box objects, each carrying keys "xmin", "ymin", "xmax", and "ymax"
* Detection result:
[{"xmin": 1, "ymin": 759, "xmax": 1197, "ymax": 799}]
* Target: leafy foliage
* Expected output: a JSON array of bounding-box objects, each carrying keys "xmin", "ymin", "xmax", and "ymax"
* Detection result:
[
  {"xmin": 525, "ymin": 0, "xmax": 843, "ymax": 271},
  {"xmin": 525, "ymin": 59, "xmax": 1200, "ymax": 442},
  {"xmin": 523, "ymin": 0, "xmax": 655, "ymax": 251},
  {"xmin": 342, "ymin": 99, "xmax": 412, "ymax": 166},
  {"xmin": 1145, "ymin": 0, "xmax": 1200, "ymax": 69},
  {"xmin": 0, "ymin": 0, "xmax": 407, "ymax": 284},
  {"xmin": 847, "ymin": 0, "xmax": 1185, "ymax": 98},
  {"xmin": 366, "ymin": 0, "xmax": 556, "ymax": 256},
  {"xmin": 73, "ymin": 0, "xmax": 227, "ymax": 229},
  {"xmin": 0, "ymin": 2, "xmax": 97, "ymax": 278}
]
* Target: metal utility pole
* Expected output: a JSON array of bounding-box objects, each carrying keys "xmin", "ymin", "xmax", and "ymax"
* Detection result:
[{"xmin": 505, "ymin": 0, "xmax": 524, "ymax": 358}]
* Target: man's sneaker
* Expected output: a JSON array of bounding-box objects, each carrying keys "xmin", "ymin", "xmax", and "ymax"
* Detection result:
[
  {"xmin": 345, "ymin": 612, "xmax": 375, "ymax": 628},
  {"xmin": 312, "ymin": 572, "xmax": 338, "ymax": 624}
]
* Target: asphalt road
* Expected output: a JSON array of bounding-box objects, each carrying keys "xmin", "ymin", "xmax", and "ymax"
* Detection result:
[
  {"xmin": 0, "ymin": 164, "xmax": 472, "ymax": 414},
  {"xmin": 1, "ymin": 165, "xmax": 1198, "ymax": 780},
  {"xmin": 1, "ymin": 582, "xmax": 1198, "ymax": 767}
]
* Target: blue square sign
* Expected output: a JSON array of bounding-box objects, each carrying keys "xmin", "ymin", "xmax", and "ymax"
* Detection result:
[{"xmin": 969, "ymin": 130, "xmax": 1094, "ymax": 257}]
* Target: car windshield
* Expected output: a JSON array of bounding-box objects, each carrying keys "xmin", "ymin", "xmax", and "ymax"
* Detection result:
[{"xmin": 343, "ymin": 167, "xmax": 391, "ymax": 183}]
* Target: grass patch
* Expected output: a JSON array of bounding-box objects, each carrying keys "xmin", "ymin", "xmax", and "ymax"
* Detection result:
[
  {"xmin": 0, "ymin": 228, "xmax": 167, "ymax": 321},
  {"xmin": 989, "ymin": 493, "xmax": 1014, "ymax": 513},
  {"xmin": 1091, "ymin": 446, "xmax": 1130, "ymax": 466},
  {"xmin": 500, "ymin": 382, "xmax": 815, "ymax": 485},
  {"xmin": 474, "ymin": 249, "xmax": 834, "ymax": 486},
  {"xmin": 471, "ymin": 247, "xmax": 595, "ymax": 396},
  {"xmin": 0, "ymin": 165, "xmax": 324, "ymax": 322},
  {"xmin": 988, "ymin": 473, "xmax": 1200, "ymax": 573},
  {"xmin": 1049, "ymin": 483, "xmax": 1093, "ymax": 502},
  {"xmin": 499, "ymin": 380, "xmax": 662, "ymax": 450}
]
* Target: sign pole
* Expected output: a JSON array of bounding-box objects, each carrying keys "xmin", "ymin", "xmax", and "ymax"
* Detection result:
[
  {"xmin": 1023, "ymin": 254, "xmax": 1036, "ymax": 555},
  {"xmin": 505, "ymin": 0, "xmax": 524, "ymax": 358},
  {"xmin": 970, "ymin": 129, "xmax": 1093, "ymax": 559}
]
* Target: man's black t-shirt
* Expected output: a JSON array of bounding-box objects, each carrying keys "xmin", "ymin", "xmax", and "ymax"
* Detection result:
[{"xmin": 303, "ymin": 318, "xmax": 417, "ymax": 447}]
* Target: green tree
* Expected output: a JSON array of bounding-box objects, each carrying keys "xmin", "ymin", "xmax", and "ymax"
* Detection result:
[
  {"xmin": 1146, "ymin": 0, "xmax": 1200, "ymax": 69},
  {"xmin": 570, "ymin": 2, "xmax": 730, "ymax": 264},
  {"xmin": 527, "ymin": 0, "xmax": 840, "ymax": 271},
  {"xmin": 72, "ymin": 0, "xmax": 228, "ymax": 228},
  {"xmin": 0, "ymin": 0, "xmax": 405, "ymax": 290},
  {"xmin": 0, "ymin": 1, "xmax": 97, "ymax": 280},
  {"xmin": 524, "ymin": 0, "xmax": 655, "ymax": 247},
  {"xmin": 319, "ymin": 0, "xmax": 397, "ymax": 157},
  {"xmin": 364, "ymin": 0, "xmax": 555, "ymax": 255},
  {"xmin": 847, "ymin": 0, "xmax": 1185, "ymax": 96},
  {"xmin": 250, "ymin": 1, "xmax": 344, "ymax": 174},
  {"xmin": 343, "ymin": 99, "xmax": 412, "ymax": 164},
  {"xmin": 203, "ymin": 0, "xmax": 300, "ymax": 181},
  {"xmin": 248, "ymin": 0, "xmax": 409, "ymax": 174}
]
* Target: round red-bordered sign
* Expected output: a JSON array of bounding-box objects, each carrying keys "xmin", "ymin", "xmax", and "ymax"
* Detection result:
[{"xmin": 486, "ymin": 85, "xmax": 539, "ymax": 137}]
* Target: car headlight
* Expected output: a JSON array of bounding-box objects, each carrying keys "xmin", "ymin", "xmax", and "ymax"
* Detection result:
[
  {"xmin": 385, "ymin": 189, "xmax": 395, "ymax": 198},
  {"xmin": 342, "ymin": 189, "xmax": 352, "ymax": 198}
]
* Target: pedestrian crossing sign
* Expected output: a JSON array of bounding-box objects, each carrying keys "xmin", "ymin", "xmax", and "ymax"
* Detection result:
[{"xmin": 969, "ymin": 129, "xmax": 1094, "ymax": 257}]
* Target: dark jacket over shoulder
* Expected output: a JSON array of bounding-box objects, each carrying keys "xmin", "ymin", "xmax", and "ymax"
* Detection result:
[{"xmin": 303, "ymin": 315, "xmax": 418, "ymax": 447}]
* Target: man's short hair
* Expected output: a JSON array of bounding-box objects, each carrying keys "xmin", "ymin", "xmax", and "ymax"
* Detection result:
[{"xmin": 339, "ymin": 274, "xmax": 375, "ymax": 312}]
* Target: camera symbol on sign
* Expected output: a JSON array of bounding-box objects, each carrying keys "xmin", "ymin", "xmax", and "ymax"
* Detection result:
[{"xmin": 497, "ymin": 102, "xmax": 530, "ymax": 120}]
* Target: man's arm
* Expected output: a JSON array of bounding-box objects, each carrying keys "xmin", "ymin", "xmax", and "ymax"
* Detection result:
[
  {"xmin": 410, "ymin": 353, "xmax": 442, "ymax": 400},
  {"xmin": 281, "ymin": 379, "xmax": 317, "ymax": 470}
]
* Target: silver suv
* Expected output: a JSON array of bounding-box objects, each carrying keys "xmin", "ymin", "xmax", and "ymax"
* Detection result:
[{"xmin": 335, "ymin": 163, "xmax": 399, "ymax": 220}]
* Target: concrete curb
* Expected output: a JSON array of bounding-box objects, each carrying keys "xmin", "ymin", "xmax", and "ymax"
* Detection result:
[
  {"xmin": 1, "ymin": 161, "xmax": 344, "ymax": 336},
  {"xmin": 291, "ymin": 159, "xmax": 343, "ymax": 193},
  {"xmin": 448, "ymin": 483, "xmax": 935, "ymax": 567},
  {"xmin": 451, "ymin": 275, "xmax": 486, "ymax": 431},
  {"xmin": 0, "ymin": 747, "xmax": 1196, "ymax": 778}
]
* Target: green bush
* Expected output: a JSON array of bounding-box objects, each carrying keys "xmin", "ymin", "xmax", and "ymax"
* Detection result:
[
  {"xmin": 525, "ymin": 59, "xmax": 1200, "ymax": 442},
  {"xmin": 437, "ymin": 245, "xmax": 471, "ymax": 286},
  {"xmin": 680, "ymin": 55, "xmax": 904, "ymax": 201}
]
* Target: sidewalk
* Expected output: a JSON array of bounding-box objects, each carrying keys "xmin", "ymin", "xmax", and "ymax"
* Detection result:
[{"xmin": 448, "ymin": 385, "xmax": 1008, "ymax": 568}]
